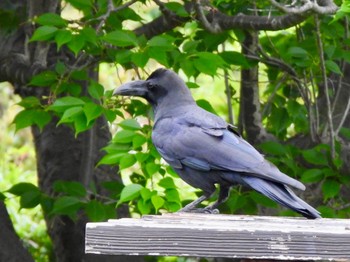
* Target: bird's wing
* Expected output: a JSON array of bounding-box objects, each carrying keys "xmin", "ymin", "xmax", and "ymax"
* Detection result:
[{"xmin": 152, "ymin": 111, "xmax": 305, "ymax": 191}]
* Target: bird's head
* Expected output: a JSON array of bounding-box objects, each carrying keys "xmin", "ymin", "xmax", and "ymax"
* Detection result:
[{"xmin": 113, "ymin": 68, "xmax": 194, "ymax": 109}]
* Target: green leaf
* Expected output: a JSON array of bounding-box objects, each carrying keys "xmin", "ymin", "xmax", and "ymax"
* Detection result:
[
  {"xmin": 17, "ymin": 96, "xmax": 41, "ymax": 109},
  {"xmin": 340, "ymin": 127, "xmax": 350, "ymax": 139},
  {"xmin": 13, "ymin": 109, "xmax": 51, "ymax": 131},
  {"xmin": 33, "ymin": 110, "xmax": 51, "ymax": 130},
  {"xmin": 36, "ymin": 13, "xmax": 67, "ymax": 27},
  {"xmin": 193, "ymin": 52, "xmax": 225, "ymax": 75},
  {"xmin": 220, "ymin": 51, "xmax": 250, "ymax": 68},
  {"xmin": 148, "ymin": 35, "xmax": 175, "ymax": 50},
  {"xmin": 88, "ymin": 81, "xmax": 104, "ymax": 99},
  {"xmin": 13, "ymin": 109, "xmax": 36, "ymax": 130},
  {"xmin": 287, "ymin": 47, "xmax": 309, "ymax": 58},
  {"xmin": 302, "ymin": 149, "xmax": 328, "ymax": 166},
  {"xmin": 259, "ymin": 141, "xmax": 288, "ymax": 156},
  {"xmin": 51, "ymin": 196, "xmax": 82, "ymax": 216},
  {"xmin": 137, "ymin": 199, "xmax": 151, "ymax": 214},
  {"xmin": 66, "ymin": 0, "xmax": 93, "ymax": 9},
  {"xmin": 81, "ymin": 27, "xmax": 97, "ymax": 45},
  {"xmin": 325, "ymin": 60, "xmax": 342, "ymax": 74},
  {"xmin": 73, "ymin": 112, "xmax": 91, "ymax": 136},
  {"xmin": 180, "ymin": 60, "xmax": 196, "ymax": 77},
  {"xmin": 132, "ymin": 134, "xmax": 147, "ymax": 148},
  {"xmin": 164, "ymin": 2, "xmax": 188, "ymax": 17},
  {"xmin": 131, "ymin": 52, "xmax": 149, "ymax": 67},
  {"xmin": 84, "ymin": 102, "xmax": 103, "ymax": 125},
  {"xmin": 30, "ymin": 26, "xmax": 58, "ymax": 42},
  {"xmin": 0, "ymin": 192, "xmax": 6, "ymax": 201},
  {"xmin": 58, "ymin": 106, "xmax": 83, "ymax": 124},
  {"xmin": 20, "ymin": 190, "xmax": 41, "ymax": 209},
  {"xmin": 29, "ymin": 71, "xmax": 57, "ymax": 86},
  {"xmin": 115, "ymin": 50, "xmax": 132, "ymax": 64},
  {"xmin": 322, "ymin": 179, "xmax": 340, "ymax": 200},
  {"xmin": 146, "ymin": 162, "xmax": 160, "ymax": 176},
  {"xmin": 159, "ymin": 177, "xmax": 176, "ymax": 189},
  {"xmin": 103, "ymin": 30, "xmax": 138, "ymax": 47},
  {"xmin": 85, "ymin": 200, "xmax": 106, "ymax": 222},
  {"xmin": 135, "ymin": 152, "xmax": 149, "ymax": 163},
  {"xmin": 250, "ymin": 191, "xmax": 277, "ymax": 208},
  {"xmin": 165, "ymin": 188, "xmax": 181, "ymax": 203},
  {"xmin": 7, "ymin": 182, "xmax": 39, "ymax": 196},
  {"xmin": 118, "ymin": 184, "xmax": 143, "ymax": 204},
  {"xmin": 49, "ymin": 97, "xmax": 85, "ymax": 112},
  {"xmin": 55, "ymin": 29, "xmax": 73, "ymax": 49},
  {"xmin": 67, "ymin": 34, "xmax": 85, "ymax": 56},
  {"xmin": 140, "ymin": 188, "xmax": 152, "ymax": 200},
  {"xmin": 119, "ymin": 154, "xmax": 136, "ymax": 169},
  {"xmin": 151, "ymin": 195, "xmax": 164, "ymax": 212},
  {"xmin": 148, "ymin": 47, "xmax": 169, "ymax": 67},
  {"xmin": 165, "ymin": 201, "xmax": 181, "ymax": 212},
  {"xmin": 118, "ymin": 119, "xmax": 141, "ymax": 130},
  {"xmin": 301, "ymin": 169, "xmax": 324, "ymax": 183},
  {"xmin": 113, "ymin": 130, "xmax": 136, "ymax": 143},
  {"xmin": 97, "ymin": 152, "xmax": 126, "ymax": 166},
  {"xmin": 196, "ymin": 99, "xmax": 217, "ymax": 114},
  {"xmin": 53, "ymin": 181, "xmax": 87, "ymax": 197},
  {"xmin": 103, "ymin": 143, "xmax": 130, "ymax": 154}
]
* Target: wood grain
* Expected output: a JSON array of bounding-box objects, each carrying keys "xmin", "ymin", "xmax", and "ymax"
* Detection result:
[{"xmin": 85, "ymin": 213, "xmax": 350, "ymax": 260}]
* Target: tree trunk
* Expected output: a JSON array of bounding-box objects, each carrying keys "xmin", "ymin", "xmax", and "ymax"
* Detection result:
[
  {"xmin": 0, "ymin": 1, "xmax": 141, "ymax": 261},
  {"xmin": 0, "ymin": 202, "xmax": 34, "ymax": 262},
  {"xmin": 239, "ymin": 30, "xmax": 274, "ymax": 145}
]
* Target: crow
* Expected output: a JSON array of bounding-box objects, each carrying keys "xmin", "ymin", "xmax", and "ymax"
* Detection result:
[{"xmin": 113, "ymin": 68, "xmax": 321, "ymax": 219}]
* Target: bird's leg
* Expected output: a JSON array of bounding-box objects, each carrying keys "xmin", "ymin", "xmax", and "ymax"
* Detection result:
[
  {"xmin": 204, "ymin": 185, "xmax": 231, "ymax": 213},
  {"xmin": 178, "ymin": 195, "xmax": 209, "ymax": 213}
]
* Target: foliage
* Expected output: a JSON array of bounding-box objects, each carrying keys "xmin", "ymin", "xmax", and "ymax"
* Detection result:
[
  {"xmin": 0, "ymin": 85, "xmax": 52, "ymax": 261},
  {"xmin": 2, "ymin": 0, "xmax": 350, "ymax": 260}
]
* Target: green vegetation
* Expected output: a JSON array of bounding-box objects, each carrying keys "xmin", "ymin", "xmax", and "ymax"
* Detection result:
[{"xmin": 1, "ymin": 0, "xmax": 350, "ymax": 260}]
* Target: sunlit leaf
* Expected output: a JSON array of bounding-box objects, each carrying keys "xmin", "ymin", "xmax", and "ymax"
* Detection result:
[
  {"xmin": 30, "ymin": 26, "xmax": 58, "ymax": 42},
  {"xmin": 36, "ymin": 13, "xmax": 67, "ymax": 27},
  {"xmin": 118, "ymin": 184, "xmax": 143, "ymax": 204}
]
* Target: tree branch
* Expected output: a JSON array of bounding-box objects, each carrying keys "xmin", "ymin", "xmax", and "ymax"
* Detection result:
[
  {"xmin": 193, "ymin": 0, "xmax": 222, "ymax": 34},
  {"xmin": 135, "ymin": 1, "xmax": 312, "ymax": 38},
  {"xmin": 270, "ymin": 0, "xmax": 338, "ymax": 15},
  {"xmin": 315, "ymin": 15, "xmax": 335, "ymax": 157},
  {"xmin": 95, "ymin": 0, "xmax": 138, "ymax": 31}
]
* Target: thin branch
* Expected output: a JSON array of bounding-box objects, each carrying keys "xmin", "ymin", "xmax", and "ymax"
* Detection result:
[
  {"xmin": 308, "ymin": 70, "xmax": 320, "ymax": 141},
  {"xmin": 331, "ymin": 17, "xmax": 349, "ymax": 115},
  {"xmin": 261, "ymin": 73, "xmax": 288, "ymax": 117},
  {"xmin": 95, "ymin": 0, "xmax": 138, "ymax": 31},
  {"xmin": 335, "ymin": 97, "xmax": 350, "ymax": 136},
  {"xmin": 193, "ymin": 0, "xmax": 222, "ymax": 33},
  {"xmin": 315, "ymin": 15, "xmax": 335, "ymax": 157},
  {"xmin": 270, "ymin": 0, "xmax": 338, "ymax": 15}
]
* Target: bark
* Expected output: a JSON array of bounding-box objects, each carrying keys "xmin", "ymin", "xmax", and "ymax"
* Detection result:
[
  {"xmin": 0, "ymin": 202, "xmax": 34, "ymax": 262},
  {"xmin": 0, "ymin": 1, "xmax": 139, "ymax": 261},
  {"xmin": 239, "ymin": 30, "xmax": 275, "ymax": 145}
]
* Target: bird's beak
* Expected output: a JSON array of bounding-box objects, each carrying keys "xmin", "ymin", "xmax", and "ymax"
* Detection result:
[{"xmin": 113, "ymin": 80, "xmax": 147, "ymax": 97}]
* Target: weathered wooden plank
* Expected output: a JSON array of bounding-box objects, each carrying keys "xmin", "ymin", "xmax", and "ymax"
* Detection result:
[{"xmin": 85, "ymin": 213, "xmax": 350, "ymax": 260}]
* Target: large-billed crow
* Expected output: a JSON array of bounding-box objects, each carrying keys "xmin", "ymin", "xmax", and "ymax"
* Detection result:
[{"xmin": 114, "ymin": 68, "xmax": 321, "ymax": 219}]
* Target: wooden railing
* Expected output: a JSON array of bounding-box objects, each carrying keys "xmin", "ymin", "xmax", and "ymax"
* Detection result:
[{"xmin": 86, "ymin": 213, "xmax": 350, "ymax": 260}]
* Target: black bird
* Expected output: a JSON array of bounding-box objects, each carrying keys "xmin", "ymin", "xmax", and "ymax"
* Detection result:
[{"xmin": 113, "ymin": 68, "xmax": 321, "ymax": 219}]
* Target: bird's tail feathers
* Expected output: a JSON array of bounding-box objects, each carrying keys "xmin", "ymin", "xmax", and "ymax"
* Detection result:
[{"xmin": 242, "ymin": 176, "xmax": 321, "ymax": 219}]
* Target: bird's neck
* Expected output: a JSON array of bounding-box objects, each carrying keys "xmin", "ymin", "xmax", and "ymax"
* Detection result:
[{"xmin": 153, "ymin": 98, "xmax": 195, "ymax": 123}]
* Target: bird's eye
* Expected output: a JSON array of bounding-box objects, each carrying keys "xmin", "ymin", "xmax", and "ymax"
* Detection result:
[{"xmin": 147, "ymin": 82, "xmax": 157, "ymax": 90}]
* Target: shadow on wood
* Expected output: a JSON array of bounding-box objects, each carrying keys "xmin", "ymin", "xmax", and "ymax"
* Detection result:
[{"xmin": 85, "ymin": 213, "xmax": 350, "ymax": 260}]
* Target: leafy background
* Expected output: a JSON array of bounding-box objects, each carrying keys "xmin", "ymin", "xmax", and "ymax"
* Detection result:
[{"xmin": 1, "ymin": 0, "xmax": 350, "ymax": 261}]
